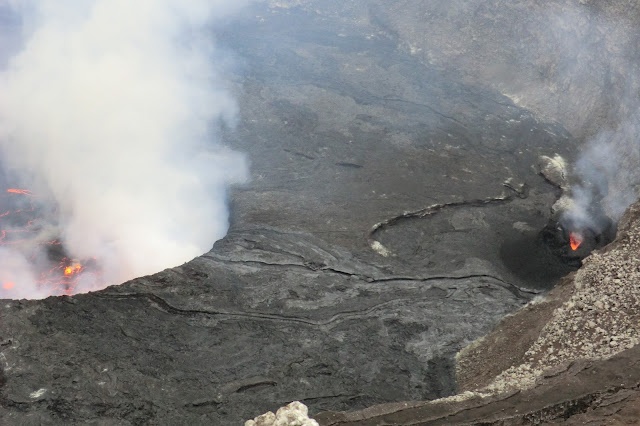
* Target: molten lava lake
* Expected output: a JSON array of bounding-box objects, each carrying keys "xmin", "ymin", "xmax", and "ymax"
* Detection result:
[{"xmin": 0, "ymin": 188, "xmax": 101, "ymax": 298}]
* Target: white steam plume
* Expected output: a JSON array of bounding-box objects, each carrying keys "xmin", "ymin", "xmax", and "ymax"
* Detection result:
[
  {"xmin": 565, "ymin": 109, "xmax": 640, "ymax": 229},
  {"xmin": 0, "ymin": 0, "xmax": 248, "ymax": 297},
  {"xmin": 529, "ymin": 6, "xmax": 640, "ymax": 233}
]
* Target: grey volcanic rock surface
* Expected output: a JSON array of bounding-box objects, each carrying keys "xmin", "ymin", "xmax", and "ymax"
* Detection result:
[
  {"xmin": 0, "ymin": 1, "xmax": 610, "ymax": 425},
  {"xmin": 319, "ymin": 199, "xmax": 640, "ymax": 425}
]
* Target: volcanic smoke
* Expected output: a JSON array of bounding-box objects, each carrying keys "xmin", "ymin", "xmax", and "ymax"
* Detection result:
[{"xmin": 0, "ymin": 1, "xmax": 248, "ymax": 298}]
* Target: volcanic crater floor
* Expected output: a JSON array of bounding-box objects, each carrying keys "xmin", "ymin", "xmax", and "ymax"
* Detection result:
[{"xmin": 0, "ymin": 1, "xmax": 624, "ymax": 425}]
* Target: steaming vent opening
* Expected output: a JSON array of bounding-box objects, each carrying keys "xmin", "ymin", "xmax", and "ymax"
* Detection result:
[
  {"xmin": 540, "ymin": 209, "xmax": 616, "ymax": 268},
  {"xmin": 500, "ymin": 191, "xmax": 618, "ymax": 290},
  {"xmin": 569, "ymin": 232, "xmax": 583, "ymax": 251}
]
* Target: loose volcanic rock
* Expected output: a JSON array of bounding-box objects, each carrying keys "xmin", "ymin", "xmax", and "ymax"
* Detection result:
[
  {"xmin": 245, "ymin": 401, "xmax": 319, "ymax": 426},
  {"xmin": 476, "ymin": 200, "xmax": 640, "ymax": 396},
  {"xmin": 538, "ymin": 154, "xmax": 569, "ymax": 190}
]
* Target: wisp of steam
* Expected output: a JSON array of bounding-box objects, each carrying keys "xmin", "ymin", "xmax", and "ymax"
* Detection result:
[
  {"xmin": 565, "ymin": 109, "xmax": 640, "ymax": 227},
  {"xmin": 0, "ymin": 0, "xmax": 248, "ymax": 298},
  {"xmin": 527, "ymin": 6, "xmax": 640, "ymax": 235}
]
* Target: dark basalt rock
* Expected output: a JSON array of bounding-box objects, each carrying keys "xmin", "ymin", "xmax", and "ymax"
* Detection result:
[
  {"xmin": 317, "ymin": 199, "xmax": 640, "ymax": 425},
  {"xmin": 1, "ymin": 1, "xmax": 636, "ymax": 425}
]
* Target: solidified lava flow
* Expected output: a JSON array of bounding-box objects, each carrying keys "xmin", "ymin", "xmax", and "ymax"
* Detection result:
[{"xmin": 0, "ymin": 188, "xmax": 100, "ymax": 297}]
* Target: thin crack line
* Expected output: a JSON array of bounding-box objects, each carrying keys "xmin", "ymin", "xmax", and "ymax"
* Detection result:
[
  {"xmin": 201, "ymin": 256, "xmax": 538, "ymax": 297},
  {"xmin": 94, "ymin": 280, "xmax": 514, "ymax": 328},
  {"xmin": 95, "ymin": 292, "xmax": 437, "ymax": 327}
]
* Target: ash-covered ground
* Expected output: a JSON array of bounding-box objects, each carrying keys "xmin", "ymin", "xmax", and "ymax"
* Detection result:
[{"xmin": 2, "ymin": 1, "xmax": 640, "ymax": 425}]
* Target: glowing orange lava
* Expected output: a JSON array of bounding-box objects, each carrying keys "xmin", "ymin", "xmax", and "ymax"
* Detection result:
[
  {"xmin": 64, "ymin": 264, "xmax": 82, "ymax": 276},
  {"xmin": 1, "ymin": 188, "xmax": 99, "ymax": 296},
  {"xmin": 569, "ymin": 232, "xmax": 583, "ymax": 251},
  {"xmin": 7, "ymin": 189, "xmax": 33, "ymax": 196}
]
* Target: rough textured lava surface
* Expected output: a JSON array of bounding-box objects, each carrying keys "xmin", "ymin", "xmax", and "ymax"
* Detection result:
[
  {"xmin": 2, "ymin": 0, "xmax": 640, "ymax": 425},
  {"xmin": 317, "ymin": 199, "xmax": 640, "ymax": 425}
]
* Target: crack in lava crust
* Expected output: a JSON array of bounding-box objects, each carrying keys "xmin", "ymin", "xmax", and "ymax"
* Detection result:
[{"xmin": 0, "ymin": 188, "xmax": 101, "ymax": 298}]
